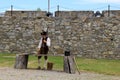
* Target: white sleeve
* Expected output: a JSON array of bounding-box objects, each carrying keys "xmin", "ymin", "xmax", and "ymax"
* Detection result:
[
  {"xmin": 38, "ymin": 38, "xmax": 42, "ymax": 48},
  {"xmin": 46, "ymin": 37, "xmax": 51, "ymax": 47}
]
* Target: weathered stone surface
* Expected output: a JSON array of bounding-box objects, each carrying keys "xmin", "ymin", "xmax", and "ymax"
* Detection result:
[{"xmin": 0, "ymin": 11, "xmax": 120, "ymax": 59}]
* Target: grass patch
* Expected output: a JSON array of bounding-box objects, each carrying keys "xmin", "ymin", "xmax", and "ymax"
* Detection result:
[
  {"xmin": 0, "ymin": 53, "xmax": 16, "ymax": 67},
  {"xmin": 0, "ymin": 53, "xmax": 120, "ymax": 76},
  {"xmin": 28, "ymin": 55, "xmax": 63, "ymax": 70},
  {"xmin": 76, "ymin": 57, "xmax": 120, "ymax": 76}
]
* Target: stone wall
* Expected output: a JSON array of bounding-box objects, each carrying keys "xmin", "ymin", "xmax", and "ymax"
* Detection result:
[
  {"xmin": 0, "ymin": 13, "xmax": 120, "ymax": 59},
  {"xmin": 102, "ymin": 10, "xmax": 120, "ymax": 17},
  {"xmin": 55, "ymin": 11, "xmax": 94, "ymax": 18},
  {"xmin": 5, "ymin": 11, "xmax": 47, "ymax": 18}
]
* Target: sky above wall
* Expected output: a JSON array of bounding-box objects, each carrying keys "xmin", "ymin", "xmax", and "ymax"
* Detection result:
[{"xmin": 0, "ymin": 0, "xmax": 120, "ymax": 12}]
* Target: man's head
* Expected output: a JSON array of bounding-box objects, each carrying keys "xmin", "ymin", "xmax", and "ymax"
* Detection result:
[{"xmin": 41, "ymin": 31, "xmax": 47, "ymax": 38}]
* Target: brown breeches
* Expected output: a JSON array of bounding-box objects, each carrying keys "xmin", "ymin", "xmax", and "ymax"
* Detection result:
[{"xmin": 38, "ymin": 47, "xmax": 49, "ymax": 60}]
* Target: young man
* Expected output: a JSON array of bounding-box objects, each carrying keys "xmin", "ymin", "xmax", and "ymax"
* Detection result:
[{"xmin": 37, "ymin": 31, "xmax": 51, "ymax": 69}]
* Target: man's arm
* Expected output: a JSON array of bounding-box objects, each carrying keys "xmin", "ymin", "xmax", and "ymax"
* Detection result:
[
  {"xmin": 38, "ymin": 38, "xmax": 42, "ymax": 49},
  {"xmin": 46, "ymin": 37, "xmax": 51, "ymax": 47}
]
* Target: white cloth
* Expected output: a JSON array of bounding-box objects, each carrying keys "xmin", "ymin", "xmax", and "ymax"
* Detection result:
[{"xmin": 38, "ymin": 37, "xmax": 51, "ymax": 49}]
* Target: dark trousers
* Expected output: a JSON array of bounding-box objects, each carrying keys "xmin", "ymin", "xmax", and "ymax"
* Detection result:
[{"xmin": 38, "ymin": 47, "xmax": 49, "ymax": 60}]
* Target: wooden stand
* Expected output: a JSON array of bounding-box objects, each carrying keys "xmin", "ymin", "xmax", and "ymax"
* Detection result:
[
  {"xmin": 63, "ymin": 51, "xmax": 75, "ymax": 74},
  {"xmin": 14, "ymin": 52, "xmax": 76, "ymax": 74},
  {"xmin": 14, "ymin": 54, "xmax": 29, "ymax": 69}
]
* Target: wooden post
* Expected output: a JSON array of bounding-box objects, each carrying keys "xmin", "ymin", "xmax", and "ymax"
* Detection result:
[
  {"xmin": 64, "ymin": 56, "xmax": 70, "ymax": 73},
  {"xmin": 63, "ymin": 51, "xmax": 75, "ymax": 74},
  {"xmin": 14, "ymin": 54, "xmax": 29, "ymax": 69}
]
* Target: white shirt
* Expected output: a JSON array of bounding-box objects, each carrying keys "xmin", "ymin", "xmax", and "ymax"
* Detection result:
[{"xmin": 38, "ymin": 37, "xmax": 51, "ymax": 49}]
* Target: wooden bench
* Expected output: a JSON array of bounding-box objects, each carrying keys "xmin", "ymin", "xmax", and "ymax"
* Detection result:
[{"xmin": 14, "ymin": 52, "xmax": 76, "ymax": 74}]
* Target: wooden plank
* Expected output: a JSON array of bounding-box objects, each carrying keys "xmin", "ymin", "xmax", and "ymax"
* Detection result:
[
  {"xmin": 34, "ymin": 53, "xmax": 64, "ymax": 56},
  {"xmin": 19, "ymin": 52, "xmax": 77, "ymax": 57}
]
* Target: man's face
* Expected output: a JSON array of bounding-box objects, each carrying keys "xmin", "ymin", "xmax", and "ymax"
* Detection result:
[{"xmin": 42, "ymin": 35, "xmax": 46, "ymax": 38}]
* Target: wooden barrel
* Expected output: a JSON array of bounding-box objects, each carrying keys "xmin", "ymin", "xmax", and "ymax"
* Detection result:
[{"xmin": 47, "ymin": 62, "xmax": 54, "ymax": 70}]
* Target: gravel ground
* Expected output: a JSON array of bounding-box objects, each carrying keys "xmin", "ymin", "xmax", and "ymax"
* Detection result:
[{"xmin": 0, "ymin": 68, "xmax": 120, "ymax": 80}]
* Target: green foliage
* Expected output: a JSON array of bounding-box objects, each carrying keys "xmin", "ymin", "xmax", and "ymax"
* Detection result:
[{"xmin": 37, "ymin": 8, "xmax": 41, "ymax": 11}]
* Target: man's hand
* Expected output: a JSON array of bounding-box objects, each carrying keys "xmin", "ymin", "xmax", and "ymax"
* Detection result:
[
  {"xmin": 37, "ymin": 48, "xmax": 40, "ymax": 52},
  {"xmin": 35, "ymin": 48, "xmax": 40, "ymax": 56},
  {"xmin": 43, "ymin": 40, "xmax": 47, "ymax": 43}
]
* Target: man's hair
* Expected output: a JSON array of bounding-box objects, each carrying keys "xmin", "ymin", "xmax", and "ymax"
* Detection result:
[{"xmin": 41, "ymin": 31, "xmax": 47, "ymax": 35}]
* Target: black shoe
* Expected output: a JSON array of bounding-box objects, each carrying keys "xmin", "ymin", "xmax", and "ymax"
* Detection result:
[
  {"xmin": 42, "ymin": 67, "xmax": 46, "ymax": 70},
  {"xmin": 37, "ymin": 66, "xmax": 41, "ymax": 70}
]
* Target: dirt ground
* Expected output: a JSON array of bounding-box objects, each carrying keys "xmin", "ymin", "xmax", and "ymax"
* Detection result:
[{"xmin": 0, "ymin": 67, "xmax": 120, "ymax": 80}]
